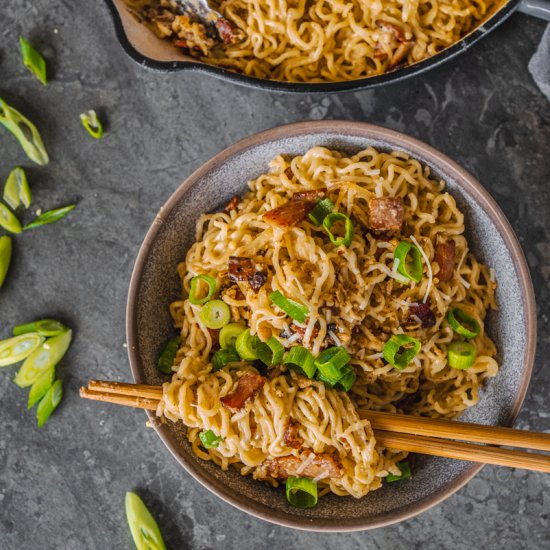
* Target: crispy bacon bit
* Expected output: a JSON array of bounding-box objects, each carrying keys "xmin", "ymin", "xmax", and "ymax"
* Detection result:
[
  {"xmin": 284, "ymin": 167, "xmax": 294, "ymax": 180},
  {"xmin": 220, "ymin": 372, "xmax": 265, "ymax": 411},
  {"xmin": 388, "ymin": 40, "xmax": 415, "ymax": 70},
  {"xmin": 375, "ymin": 19, "xmax": 407, "ymax": 42},
  {"xmin": 292, "ymin": 188, "xmax": 326, "ymax": 201},
  {"xmin": 228, "ymin": 256, "xmax": 267, "ymax": 293},
  {"xmin": 435, "ymin": 238, "xmax": 456, "ymax": 282},
  {"xmin": 284, "ymin": 420, "xmax": 304, "ymax": 449},
  {"xmin": 408, "ymin": 302, "xmax": 436, "ymax": 328},
  {"xmin": 224, "ymin": 195, "xmax": 239, "ymax": 213},
  {"xmin": 215, "ymin": 17, "xmax": 242, "ymax": 45},
  {"xmin": 368, "ymin": 197, "xmax": 404, "ymax": 231},
  {"xmin": 290, "ymin": 323, "xmax": 319, "ymax": 342},
  {"xmin": 250, "ymin": 271, "xmax": 267, "ymax": 292},
  {"xmin": 263, "ymin": 196, "xmax": 318, "ymax": 228},
  {"xmin": 264, "ymin": 452, "xmax": 343, "ymax": 480},
  {"xmin": 207, "ymin": 328, "xmax": 220, "ymax": 348},
  {"xmin": 373, "ymin": 42, "xmax": 387, "ymax": 60}
]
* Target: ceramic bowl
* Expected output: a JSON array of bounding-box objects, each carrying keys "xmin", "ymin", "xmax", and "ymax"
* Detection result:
[{"xmin": 126, "ymin": 121, "xmax": 536, "ymax": 531}]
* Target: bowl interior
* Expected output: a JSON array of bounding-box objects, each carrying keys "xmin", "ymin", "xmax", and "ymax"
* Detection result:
[{"xmin": 127, "ymin": 121, "xmax": 535, "ymax": 531}]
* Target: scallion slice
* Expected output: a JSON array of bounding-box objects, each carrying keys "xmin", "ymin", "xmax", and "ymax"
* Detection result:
[
  {"xmin": 23, "ymin": 204, "xmax": 76, "ymax": 231},
  {"xmin": 314, "ymin": 346, "xmax": 351, "ymax": 382},
  {"xmin": 212, "ymin": 346, "xmax": 240, "ymax": 372},
  {"xmin": 447, "ymin": 308, "xmax": 480, "ymax": 339},
  {"xmin": 256, "ymin": 336, "xmax": 285, "ymax": 367},
  {"xmin": 0, "ymin": 203, "xmax": 22, "ymax": 234},
  {"xmin": 283, "ymin": 346, "xmax": 315, "ymax": 378},
  {"xmin": 36, "ymin": 378, "xmax": 62, "ymax": 427},
  {"xmin": 270, "ymin": 291, "xmax": 309, "ymax": 323},
  {"xmin": 199, "ymin": 299, "xmax": 231, "ymax": 329},
  {"xmin": 0, "ymin": 333, "xmax": 44, "ymax": 367},
  {"xmin": 189, "ymin": 274, "xmax": 217, "ymax": 305},
  {"xmin": 125, "ymin": 492, "xmax": 167, "ymax": 550},
  {"xmin": 336, "ymin": 366, "xmax": 356, "ymax": 392},
  {"xmin": 308, "ymin": 198, "xmax": 334, "ymax": 225},
  {"xmin": 157, "ymin": 337, "xmax": 179, "ymax": 374},
  {"xmin": 394, "ymin": 241, "xmax": 423, "ymax": 283},
  {"xmin": 0, "ymin": 236, "xmax": 12, "ymax": 288},
  {"xmin": 80, "ymin": 110, "xmax": 104, "ymax": 139},
  {"xmin": 0, "ymin": 98, "xmax": 49, "ymax": 165},
  {"xmin": 199, "ymin": 429, "xmax": 224, "ymax": 449},
  {"xmin": 19, "ymin": 37, "xmax": 47, "ymax": 85},
  {"xmin": 322, "ymin": 212, "xmax": 354, "ymax": 247},
  {"xmin": 4, "ymin": 167, "xmax": 31, "ymax": 210},
  {"xmin": 382, "ymin": 334, "xmax": 421, "ymax": 370},
  {"xmin": 285, "ymin": 477, "xmax": 318, "ymax": 509},
  {"xmin": 235, "ymin": 329, "xmax": 259, "ymax": 361},
  {"xmin": 219, "ymin": 323, "xmax": 246, "ymax": 349},
  {"xmin": 28, "ymin": 365, "xmax": 55, "ymax": 409},
  {"xmin": 447, "ymin": 341, "xmax": 476, "ymax": 370},
  {"xmin": 13, "ymin": 319, "xmax": 68, "ymax": 337},
  {"xmin": 386, "ymin": 461, "xmax": 411, "ymax": 482}
]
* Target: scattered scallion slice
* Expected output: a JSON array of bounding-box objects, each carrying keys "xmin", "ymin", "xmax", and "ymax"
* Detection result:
[
  {"xmin": 322, "ymin": 212, "xmax": 354, "ymax": 247},
  {"xmin": 0, "ymin": 333, "xmax": 44, "ymax": 367},
  {"xmin": 157, "ymin": 337, "xmax": 179, "ymax": 374},
  {"xmin": 270, "ymin": 291, "xmax": 309, "ymax": 323},
  {"xmin": 283, "ymin": 346, "xmax": 315, "ymax": 378},
  {"xmin": 3, "ymin": 167, "xmax": 31, "ymax": 210},
  {"xmin": 336, "ymin": 366, "xmax": 356, "ymax": 392},
  {"xmin": 28, "ymin": 365, "xmax": 55, "ymax": 409},
  {"xmin": 189, "ymin": 274, "xmax": 217, "ymax": 305},
  {"xmin": 382, "ymin": 334, "xmax": 421, "ymax": 370},
  {"xmin": 80, "ymin": 110, "xmax": 104, "ymax": 139},
  {"xmin": 0, "ymin": 236, "xmax": 13, "ymax": 288},
  {"xmin": 447, "ymin": 341, "xmax": 476, "ymax": 370},
  {"xmin": 308, "ymin": 198, "xmax": 334, "ymax": 225},
  {"xmin": 199, "ymin": 429, "xmax": 224, "ymax": 449},
  {"xmin": 386, "ymin": 461, "xmax": 411, "ymax": 482},
  {"xmin": 447, "ymin": 308, "xmax": 480, "ymax": 339},
  {"xmin": 125, "ymin": 492, "xmax": 167, "ymax": 550},
  {"xmin": 314, "ymin": 346, "xmax": 351, "ymax": 383},
  {"xmin": 212, "ymin": 346, "xmax": 240, "ymax": 372},
  {"xmin": 36, "ymin": 378, "xmax": 62, "ymax": 427},
  {"xmin": 198, "ymin": 299, "xmax": 231, "ymax": 329},
  {"xmin": 0, "ymin": 203, "xmax": 22, "ymax": 234},
  {"xmin": 219, "ymin": 323, "xmax": 245, "ymax": 349},
  {"xmin": 394, "ymin": 241, "xmax": 423, "ymax": 283},
  {"xmin": 19, "ymin": 36, "xmax": 47, "ymax": 85},
  {"xmin": 235, "ymin": 329, "xmax": 259, "ymax": 361},
  {"xmin": 256, "ymin": 336, "xmax": 285, "ymax": 367},
  {"xmin": 0, "ymin": 98, "xmax": 49, "ymax": 165},
  {"xmin": 23, "ymin": 204, "xmax": 76, "ymax": 231},
  {"xmin": 285, "ymin": 477, "xmax": 318, "ymax": 509},
  {"xmin": 13, "ymin": 319, "xmax": 68, "ymax": 337}
]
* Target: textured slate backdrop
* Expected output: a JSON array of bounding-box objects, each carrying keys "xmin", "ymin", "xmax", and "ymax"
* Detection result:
[{"xmin": 1, "ymin": 1, "xmax": 550, "ymax": 548}]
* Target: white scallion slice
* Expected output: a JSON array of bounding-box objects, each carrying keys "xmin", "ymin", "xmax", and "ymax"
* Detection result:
[{"xmin": 0, "ymin": 333, "xmax": 44, "ymax": 367}]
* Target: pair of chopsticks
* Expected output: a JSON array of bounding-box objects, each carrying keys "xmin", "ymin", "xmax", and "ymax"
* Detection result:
[{"xmin": 80, "ymin": 380, "xmax": 550, "ymax": 473}]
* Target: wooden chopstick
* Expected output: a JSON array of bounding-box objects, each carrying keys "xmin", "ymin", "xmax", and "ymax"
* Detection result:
[{"xmin": 79, "ymin": 387, "xmax": 159, "ymax": 410}]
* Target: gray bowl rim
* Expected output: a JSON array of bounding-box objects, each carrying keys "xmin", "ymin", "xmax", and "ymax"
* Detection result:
[{"xmin": 126, "ymin": 120, "xmax": 537, "ymax": 532}]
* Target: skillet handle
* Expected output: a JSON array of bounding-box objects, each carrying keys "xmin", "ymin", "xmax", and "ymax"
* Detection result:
[{"xmin": 518, "ymin": 0, "xmax": 550, "ymax": 20}]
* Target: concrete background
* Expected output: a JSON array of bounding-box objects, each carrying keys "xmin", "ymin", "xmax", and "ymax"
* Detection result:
[{"xmin": 1, "ymin": 1, "xmax": 550, "ymax": 548}]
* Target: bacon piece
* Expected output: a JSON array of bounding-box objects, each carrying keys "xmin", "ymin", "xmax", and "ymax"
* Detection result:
[
  {"xmin": 368, "ymin": 197, "xmax": 404, "ymax": 231},
  {"xmin": 249, "ymin": 271, "xmax": 267, "ymax": 292},
  {"xmin": 228, "ymin": 256, "xmax": 267, "ymax": 293},
  {"xmin": 435, "ymin": 238, "xmax": 456, "ymax": 282},
  {"xmin": 292, "ymin": 188, "xmax": 326, "ymax": 201},
  {"xmin": 224, "ymin": 195, "xmax": 239, "ymax": 213},
  {"xmin": 408, "ymin": 302, "xmax": 436, "ymax": 328},
  {"xmin": 284, "ymin": 167, "xmax": 294, "ymax": 180},
  {"xmin": 388, "ymin": 41, "xmax": 414, "ymax": 70},
  {"xmin": 263, "ymin": 196, "xmax": 318, "ymax": 228},
  {"xmin": 284, "ymin": 420, "xmax": 304, "ymax": 449},
  {"xmin": 264, "ymin": 452, "xmax": 343, "ymax": 480},
  {"xmin": 373, "ymin": 42, "xmax": 387, "ymax": 60},
  {"xmin": 290, "ymin": 322, "xmax": 319, "ymax": 342},
  {"xmin": 215, "ymin": 17, "xmax": 242, "ymax": 44},
  {"xmin": 375, "ymin": 19, "xmax": 407, "ymax": 42},
  {"xmin": 220, "ymin": 372, "xmax": 266, "ymax": 411},
  {"xmin": 207, "ymin": 328, "xmax": 220, "ymax": 348}
]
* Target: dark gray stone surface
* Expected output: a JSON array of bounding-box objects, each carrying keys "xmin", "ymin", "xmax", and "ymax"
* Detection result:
[{"xmin": 1, "ymin": 1, "xmax": 549, "ymax": 548}]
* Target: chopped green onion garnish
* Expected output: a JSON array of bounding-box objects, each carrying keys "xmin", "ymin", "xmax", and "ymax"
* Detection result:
[
  {"xmin": 323, "ymin": 212, "xmax": 354, "ymax": 247},
  {"xmin": 4, "ymin": 167, "xmax": 31, "ymax": 210},
  {"xmin": 0, "ymin": 236, "xmax": 12, "ymax": 288},
  {"xmin": 0, "ymin": 333, "xmax": 44, "ymax": 367},
  {"xmin": 212, "ymin": 346, "xmax": 240, "ymax": 371},
  {"xmin": 23, "ymin": 204, "xmax": 76, "ymax": 231},
  {"xmin": 308, "ymin": 198, "xmax": 334, "ymax": 225},
  {"xmin": 28, "ymin": 365, "xmax": 55, "ymax": 409},
  {"xmin": 14, "ymin": 329, "xmax": 72, "ymax": 387},
  {"xmin": 189, "ymin": 274, "xmax": 217, "ymax": 305},
  {"xmin": 199, "ymin": 429, "xmax": 224, "ymax": 449},
  {"xmin": 0, "ymin": 98, "xmax": 49, "ymax": 165},
  {"xmin": 235, "ymin": 329, "xmax": 259, "ymax": 361},
  {"xmin": 13, "ymin": 319, "xmax": 68, "ymax": 337},
  {"xmin": 125, "ymin": 492, "xmax": 167, "ymax": 550},
  {"xmin": 19, "ymin": 36, "xmax": 47, "ymax": 85},
  {"xmin": 394, "ymin": 241, "xmax": 423, "ymax": 283},
  {"xmin": 270, "ymin": 290, "xmax": 309, "ymax": 323},
  {"xmin": 199, "ymin": 299, "xmax": 231, "ymax": 329},
  {"xmin": 157, "ymin": 336, "xmax": 179, "ymax": 374},
  {"xmin": 336, "ymin": 366, "xmax": 356, "ymax": 392},
  {"xmin": 219, "ymin": 323, "xmax": 246, "ymax": 349},
  {"xmin": 314, "ymin": 346, "xmax": 351, "ymax": 383},
  {"xmin": 80, "ymin": 110, "xmax": 104, "ymax": 139},
  {"xmin": 256, "ymin": 336, "xmax": 285, "ymax": 367},
  {"xmin": 386, "ymin": 461, "xmax": 412, "ymax": 482},
  {"xmin": 447, "ymin": 341, "xmax": 476, "ymax": 370},
  {"xmin": 447, "ymin": 308, "xmax": 480, "ymax": 339},
  {"xmin": 383, "ymin": 334, "xmax": 421, "ymax": 370},
  {"xmin": 283, "ymin": 346, "xmax": 316, "ymax": 378},
  {"xmin": 0, "ymin": 203, "xmax": 22, "ymax": 234},
  {"xmin": 36, "ymin": 378, "xmax": 63, "ymax": 427},
  {"xmin": 285, "ymin": 477, "xmax": 318, "ymax": 509}
]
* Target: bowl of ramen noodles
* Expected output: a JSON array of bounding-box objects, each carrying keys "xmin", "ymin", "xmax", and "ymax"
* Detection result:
[
  {"xmin": 103, "ymin": 0, "xmax": 548, "ymax": 91},
  {"xmin": 126, "ymin": 120, "xmax": 536, "ymax": 530}
]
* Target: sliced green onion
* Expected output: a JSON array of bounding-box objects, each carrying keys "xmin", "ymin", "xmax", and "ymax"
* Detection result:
[
  {"xmin": 36, "ymin": 378, "xmax": 62, "ymax": 427},
  {"xmin": 447, "ymin": 308, "xmax": 480, "ymax": 339},
  {"xmin": 270, "ymin": 290, "xmax": 309, "ymax": 323},
  {"xmin": 199, "ymin": 429, "xmax": 224, "ymax": 449},
  {"xmin": 212, "ymin": 346, "xmax": 240, "ymax": 372},
  {"xmin": 383, "ymin": 334, "xmax": 421, "ymax": 370},
  {"xmin": 23, "ymin": 204, "xmax": 76, "ymax": 231},
  {"xmin": 189, "ymin": 274, "xmax": 217, "ymax": 305},
  {"xmin": 14, "ymin": 329, "xmax": 72, "ymax": 387},
  {"xmin": 394, "ymin": 241, "xmax": 423, "ymax": 283},
  {"xmin": 157, "ymin": 336, "xmax": 179, "ymax": 374},
  {"xmin": 0, "ymin": 333, "xmax": 44, "ymax": 367},
  {"xmin": 256, "ymin": 336, "xmax": 285, "ymax": 367},
  {"xmin": 199, "ymin": 299, "xmax": 231, "ymax": 329},
  {"xmin": 19, "ymin": 36, "xmax": 47, "ymax": 85},
  {"xmin": 308, "ymin": 198, "xmax": 334, "ymax": 225},
  {"xmin": 125, "ymin": 492, "xmax": 167, "ymax": 550},
  {"xmin": 447, "ymin": 341, "xmax": 476, "ymax": 370},
  {"xmin": 28, "ymin": 365, "xmax": 55, "ymax": 409},
  {"xmin": 0, "ymin": 98, "xmax": 49, "ymax": 165},
  {"xmin": 0, "ymin": 236, "xmax": 12, "ymax": 288},
  {"xmin": 314, "ymin": 346, "xmax": 351, "ymax": 382},
  {"xmin": 336, "ymin": 366, "xmax": 356, "ymax": 392},
  {"xmin": 285, "ymin": 477, "xmax": 318, "ymax": 509},
  {"xmin": 386, "ymin": 461, "xmax": 412, "ymax": 482},
  {"xmin": 4, "ymin": 167, "xmax": 31, "ymax": 210},
  {"xmin": 0, "ymin": 203, "xmax": 22, "ymax": 234},
  {"xmin": 219, "ymin": 323, "xmax": 246, "ymax": 349},
  {"xmin": 235, "ymin": 329, "xmax": 259, "ymax": 361},
  {"xmin": 80, "ymin": 110, "xmax": 104, "ymax": 139},
  {"xmin": 322, "ymin": 212, "xmax": 354, "ymax": 247},
  {"xmin": 13, "ymin": 319, "xmax": 68, "ymax": 337},
  {"xmin": 283, "ymin": 346, "xmax": 315, "ymax": 378}
]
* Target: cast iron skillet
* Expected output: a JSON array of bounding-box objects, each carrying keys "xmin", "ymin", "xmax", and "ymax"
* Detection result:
[{"xmin": 103, "ymin": 0, "xmax": 550, "ymax": 92}]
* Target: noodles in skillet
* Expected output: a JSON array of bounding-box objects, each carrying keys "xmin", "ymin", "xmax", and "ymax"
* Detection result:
[{"xmin": 158, "ymin": 147, "xmax": 498, "ymax": 503}]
